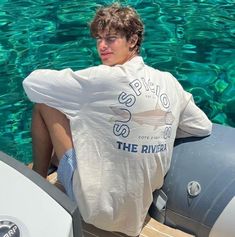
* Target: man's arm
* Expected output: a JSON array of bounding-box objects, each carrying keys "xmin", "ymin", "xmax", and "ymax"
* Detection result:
[
  {"xmin": 23, "ymin": 68, "xmax": 91, "ymax": 117},
  {"xmin": 176, "ymin": 96, "xmax": 212, "ymax": 138}
]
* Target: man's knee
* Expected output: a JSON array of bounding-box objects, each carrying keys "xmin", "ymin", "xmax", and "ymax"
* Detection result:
[
  {"xmin": 32, "ymin": 103, "xmax": 63, "ymax": 130},
  {"xmin": 33, "ymin": 104, "xmax": 49, "ymax": 119},
  {"xmin": 33, "ymin": 103, "xmax": 55, "ymax": 114},
  {"xmin": 33, "ymin": 104, "xmax": 66, "ymax": 121}
]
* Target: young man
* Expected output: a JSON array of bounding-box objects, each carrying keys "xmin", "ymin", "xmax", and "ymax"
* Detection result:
[{"xmin": 23, "ymin": 4, "xmax": 212, "ymax": 236}]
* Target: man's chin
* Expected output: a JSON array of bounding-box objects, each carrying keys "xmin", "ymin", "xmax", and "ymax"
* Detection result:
[{"xmin": 101, "ymin": 60, "xmax": 115, "ymax": 66}]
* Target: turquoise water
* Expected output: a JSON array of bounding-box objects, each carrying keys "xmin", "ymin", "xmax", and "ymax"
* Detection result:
[{"xmin": 0, "ymin": 0, "xmax": 235, "ymax": 164}]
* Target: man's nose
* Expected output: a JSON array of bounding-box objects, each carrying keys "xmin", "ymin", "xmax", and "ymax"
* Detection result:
[{"xmin": 98, "ymin": 39, "xmax": 108, "ymax": 50}]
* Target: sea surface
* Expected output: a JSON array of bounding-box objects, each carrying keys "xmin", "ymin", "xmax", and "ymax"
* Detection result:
[{"xmin": 0, "ymin": 0, "xmax": 234, "ymax": 163}]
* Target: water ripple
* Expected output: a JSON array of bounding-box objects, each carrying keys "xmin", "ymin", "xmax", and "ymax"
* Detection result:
[{"xmin": 0, "ymin": 0, "xmax": 234, "ymax": 163}]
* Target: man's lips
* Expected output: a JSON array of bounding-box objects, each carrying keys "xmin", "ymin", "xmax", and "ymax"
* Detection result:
[{"xmin": 100, "ymin": 52, "xmax": 113, "ymax": 59}]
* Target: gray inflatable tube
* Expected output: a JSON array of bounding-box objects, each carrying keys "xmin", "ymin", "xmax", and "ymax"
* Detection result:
[{"xmin": 150, "ymin": 123, "xmax": 235, "ymax": 237}]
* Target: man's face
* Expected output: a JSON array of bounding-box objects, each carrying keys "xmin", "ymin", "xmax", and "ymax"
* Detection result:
[{"xmin": 96, "ymin": 31, "xmax": 136, "ymax": 66}]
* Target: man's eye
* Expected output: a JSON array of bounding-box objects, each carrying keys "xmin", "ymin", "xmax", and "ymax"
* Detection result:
[
  {"xmin": 95, "ymin": 36, "xmax": 118, "ymax": 44},
  {"xmin": 107, "ymin": 36, "xmax": 117, "ymax": 42},
  {"xmin": 96, "ymin": 37, "xmax": 102, "ymax": 42}
]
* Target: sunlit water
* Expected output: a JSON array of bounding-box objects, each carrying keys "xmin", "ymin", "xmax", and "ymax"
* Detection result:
[{"xmin": 0, "ymin": 0, "xmax": 234, "ymax": 164}]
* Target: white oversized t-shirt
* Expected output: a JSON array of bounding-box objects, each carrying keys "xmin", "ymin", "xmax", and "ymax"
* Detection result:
[{"xmin": 23, "ymin": 56, "xmax": 212, "ymax": 236}]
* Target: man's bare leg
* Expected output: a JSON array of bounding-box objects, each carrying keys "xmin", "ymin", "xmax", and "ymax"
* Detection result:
[{"xmin": 31, "ymin": 103, "xmax": 73, "ymax": 178}]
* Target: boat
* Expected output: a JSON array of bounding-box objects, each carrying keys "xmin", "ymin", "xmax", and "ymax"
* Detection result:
[{"xmin": 0, "ymin": 123, "xmax": 234, "ymax": 237}]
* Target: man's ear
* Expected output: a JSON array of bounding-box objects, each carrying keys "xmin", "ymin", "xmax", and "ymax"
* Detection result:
[{"xmin": 129, "ymin": 34, "xmax": 138, "ymax": 49}]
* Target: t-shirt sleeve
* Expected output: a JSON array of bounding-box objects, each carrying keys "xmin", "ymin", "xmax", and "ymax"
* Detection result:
[
  {"xmin": 176, "ymin": 86, "xmax": 212, "ymax": 138},
  {"xmin": 23, "ymin": 67, "xmax": 93, "ymax": 118}
]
